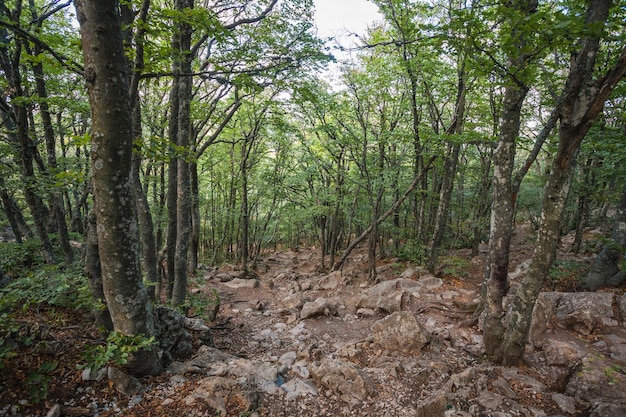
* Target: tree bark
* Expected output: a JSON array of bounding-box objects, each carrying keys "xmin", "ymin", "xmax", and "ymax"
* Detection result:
[{"xmin": 74, "ymin": 0, "xmax": 161, "ymax": 375}]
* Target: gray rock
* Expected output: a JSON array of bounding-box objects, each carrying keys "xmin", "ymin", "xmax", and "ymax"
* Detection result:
[
  {"xmin": 530, "ymin": 292, "xmax": 563, "ymax": 344},
  {"xmin": 555, "ymin": 292, "xmax": 615, "ymax": 335},
  {"xmin": 318, "ymin": 271, "xmax": 346, "ymax": 290},
  {"xmin": 589, "ymin": 401, "xmax": 626, "ymax": 417},
  {"xmin": 81, "ymin": 367, "xmax": 107, "ymax": 381},
  {"xmin": 543, "ymin": 339, "xmax": 586, "ymax": 366},
  {"xmin": 223, "ymin": 278, "xmax": 259, "ymax": 289},
  {"xmin": 371, "ymin": 311, "xmax": 431, "ymax": 354},
  {"xmin": 311, "ymin": 358, "xmax": 376, "ymax": 405},
  {"xmin": 45, "ymin": 404, "xmax": 61, "ymax": 417},
  {"xmin": 492, "ymin": 377, "xmax": 518, "ymax": 399},
  {"xmin": 281, "ymin": 293, "xmax": 305, "ymax": 310},
  {"xmin": 279, "ymin": 351, "xmax": 297, "ymax": 369},
  {"xmin": 476, "ymin": 390, "xmax": 504, "ymax": 410},
  {"xmin": 153, "ymin": 306, "xmax": 193, "ymax": 362},
  {"xmin": 184, "ymin": 376, "xmax": 258, "ymax": 415},
  {"xmin": 551, "ymin": 393, "xmax": 576, "ymax": 414},
  {"xmin": 281, "ymin": 377, "xmax": 318, "ymax": 399},
  {"xmin": 620, "ymin": 294, "xmax": 626, "ymax": 323},
  {"xmin": 108, "ymin": 367, "xmax": 143, "ymax": 396},
  {"xmin": 300, "ymin": 297, "xmax": 337, "ymax": 320},
  {"xmin": 565, "ymin": 354, "xmax": 626, "ymax": 405}
]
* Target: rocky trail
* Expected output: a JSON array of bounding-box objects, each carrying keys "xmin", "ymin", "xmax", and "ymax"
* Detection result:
[{"xmin": 2, "ymin": 231, "xmax": 626, "ymax": 417}]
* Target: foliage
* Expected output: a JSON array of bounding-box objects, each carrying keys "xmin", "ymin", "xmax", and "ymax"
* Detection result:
[
  {"xmin": 79, "ymin": 331, "xmax": 156, "ymax": 373},
  {"xmin": 440, "ymin": 256, "xmax": 472, "ymax": 278},
  {"xmin": 0, "ymin": 240, "xmax": 47, "ymax": 278},
  {"xmin": 0, "ymin": 264, "xmax": 94, "ymax": 312},
  {"xmin": 181, "ymin": 287, "xmax": 221, "ymax": 322},
  {"xmin": 25, "ymin": 361, "xmax": 57, "ymax": 404},
  {"xmin": 548, "ymin": 259, "xmax": 589, "ymax": 290}
]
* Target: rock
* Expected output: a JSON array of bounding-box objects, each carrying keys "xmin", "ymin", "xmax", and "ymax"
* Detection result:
[
  {"xmin": 357, "ymin": 291, "xmax": 404, "ymax": 314},
  {"xmin": 551, "ymin": 393, "xmax": 576, "ymax": 414},
  {"xmin": 223, "ymin": 278, "xmax": 259, "ymax": 289},
  {"xmin": 476, "ymin": 390, "xmax": 504, "ymax": 410},
  {"xmin": 529, "ymin": 292, "xmax": 563, "ymax": 344},
  {"xmin": 184, "ymin": 376, "xmax": 258, "ymax": 415},
  {"xmin": 292, "ymin": 360, "xmax": 310, "ymax": 379},
  {"xmin": 589, "ymin": 401, "xmax": 626, "ymax": 417},
  {"xmin": 281, "ymin": 377, "xmax": 318, "ymax": 399},
  {"xmin": 318, "ymin": 271, "xmax": 346, "ymax": 290},
  {"xmin": 229, "ymin": 358, "xmax": 280, "ymax": 394},
  {"xmin": 356, "ymin": 308, "xmax": 376, "ymax": 317},
  {"xmin": 45, "ymin": 404, "xmax": 61, "ymax": 417},
  {"xmin": 543, "ymin": 339, "xmax": 587, "ymax": 366},
  {"xmin": 620, "ymin": 294, "xmax": 626, "ymax": 323},
  {"xmin": 371, "ymin": 311, "xmax": 431, "ymax": 354},
  {"xmin": 279, "ymin": 351, "xmax": 297, "ymax": 369},
  {"xmin": 81, "ymin": 367, "xmax": 107, "ymax": 381},
  {"xmin": 108, "ymin": 367, "xmax": 143, "ymax": 396},
  {"xmin": 153, "ymin": 306, "xmax": 193, "ymax": 363},
  {"xmin": 565, "ymin": 353, "xmax": 626, "ymax": 405},
  {"xmin": 300, "ymin": 297, "xmax": 337, "ymax": 320},
  {"xmin": 492, "ymin": 377, "xmax": 518, "ymax": 400},
  {"xmin": 311, "ymin": 358, "xmax": 376, "ymax": 405},
  {"xmin": 281, "ymin": 293, "xmax": 305, "ymax": 310},
  {"xmin": 416, "ymin": 274, "xmax": 444, "ymax": 291},
  {"xmin": 555, "ymin": 292, "xmax": 615, "ymax": 335}
]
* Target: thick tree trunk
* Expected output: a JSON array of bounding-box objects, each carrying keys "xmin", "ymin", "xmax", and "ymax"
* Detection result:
[{"xmin": 74, "ymin": 0, "xmax": 161, "ymax": 375}]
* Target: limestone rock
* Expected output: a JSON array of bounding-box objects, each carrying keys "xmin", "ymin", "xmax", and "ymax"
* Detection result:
[
  {"xmin": 371, "ymin": 311, "xmax": 431, "ymax": 354},
  {"xmin": 555, "ymin": 292, "xmax": 615, "ymax": 335},
  {"xmin": 543, "ymin": 339, "xmax": 587, "ymax": 366},
  {"xmin": 184, "ymin": 376, "xmax": 257, "ymax": 415},
  {"xmin": 281, "ymin": 377, "xmax": 318, "ymax": 400},
  {"xmin": 311, "ymin": 358, "xmax": 376, "ymax": 405},
  {"xmin": 300, "ymin": 297, "xmax": 337, "ymax": 320},
  {"xmin": 108, "ymin": 367, "xmax": 143, "ymax": 396},
  {"xmin": 223, "ymin": 277, "xmax": 259, "ymax": 289}
]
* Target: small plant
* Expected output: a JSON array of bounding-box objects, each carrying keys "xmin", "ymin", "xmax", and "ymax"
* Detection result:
[
  {"xmin": 182, "ymin": 288, "xmax": 220, "ymax": 322},
  {"xmin": 549, "ymin": 259, "xmax": 589, "ymax": 290},
  {"xmin": 440, "ymin": 256, "xmax": 471, "ymax": 278},
  {"xmin": 0, "ymin": 264, "xmax": 95, "ymax": 311},
  {"xmin": 79, "ymin": 331, "xmax": 156, "ymax": 373},
  {"xmin": 25, "ymin": 361, "xmax": 57, "ymax": 403},
  {"xmin": 398, "ymin": 240, "xmax": 428, "ymax": 264},
  {"xmin": 604, "ymin": 365, "xmax": 625, "ymax": 385}
]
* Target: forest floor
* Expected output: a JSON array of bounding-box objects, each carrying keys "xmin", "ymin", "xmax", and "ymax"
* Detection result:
[{"xmin": 1, "ymin": 223, "xmax": 624, "ymax": 417}]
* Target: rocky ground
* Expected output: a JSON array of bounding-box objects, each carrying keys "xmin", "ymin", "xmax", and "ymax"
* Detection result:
[{"xmin": 1, "ymin": 227, "xmax": 626, "ymax": 417}]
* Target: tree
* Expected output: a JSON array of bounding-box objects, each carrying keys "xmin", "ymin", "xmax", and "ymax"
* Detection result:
[
  {"xmin": 74, "ymin": 0, "xmax": 161, "ymax": 375},
  {"xmin": 500, "ymin": 0, "xmax": 626, "ymax": 365}
]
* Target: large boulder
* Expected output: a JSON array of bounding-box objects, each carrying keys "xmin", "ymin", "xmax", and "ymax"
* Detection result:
[
  {"xmin": 153, "ymin": 306, "xmax": 193, "ymax": 364},
  {"xmin": 371, "ymin": 311, "xmax": 431, "ymax": 354}
]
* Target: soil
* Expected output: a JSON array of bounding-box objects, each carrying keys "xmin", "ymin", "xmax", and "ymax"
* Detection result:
[{"xmin": 0, "ymin": 225, "xmax": 622, "ymax": 417}]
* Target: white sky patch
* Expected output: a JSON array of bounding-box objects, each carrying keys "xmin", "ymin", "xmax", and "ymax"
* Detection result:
[{"xmin": 313, "ymin": 0, "xmax": 382, "ymax": 60}]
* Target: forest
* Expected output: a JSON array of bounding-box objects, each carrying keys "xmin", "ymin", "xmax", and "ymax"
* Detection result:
[{"xmin": 0, "ymin": 0, "xmax": 625, "ymax": 415}]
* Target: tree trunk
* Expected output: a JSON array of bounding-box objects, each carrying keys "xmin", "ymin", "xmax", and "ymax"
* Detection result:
[
  {"xmin": 482, "ymin": 0, "xmax": 536, "ymax": 361},
  {"xmin": 84, "ymin": 210, "xmax": 113, "ymax": 332},
  {"xmin": 74, "ymin": 0, "xmax": 161, "ymax": 375},
  {"xmin": 171, "ymin": 0, "xmax": 194, "ymax": 306}
]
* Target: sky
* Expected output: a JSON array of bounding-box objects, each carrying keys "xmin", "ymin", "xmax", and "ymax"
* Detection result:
[{"xmin": 313, "ymin": 0, "xmax": 382, "ymax": 58}]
